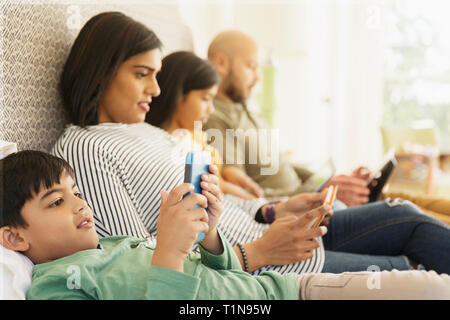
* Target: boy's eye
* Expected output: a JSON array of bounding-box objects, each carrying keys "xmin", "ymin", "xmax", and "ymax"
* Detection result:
[{"xmin": 49, "ymin": 198, "xmax": 63, "ymax": 208}]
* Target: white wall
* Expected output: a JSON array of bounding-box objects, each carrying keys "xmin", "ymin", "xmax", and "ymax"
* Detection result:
[{"xmin": 178, "ymin": 0, "xmax": 384, "ymax": 173}]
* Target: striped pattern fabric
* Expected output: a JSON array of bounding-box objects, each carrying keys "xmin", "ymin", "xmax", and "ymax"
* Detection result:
[{"xmin": 51, "ymin": 122, "xmax": 324, "ymax": 275}]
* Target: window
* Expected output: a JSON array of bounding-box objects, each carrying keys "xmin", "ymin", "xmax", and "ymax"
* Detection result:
[{"xmin": 383, "ymin": 1, "xmax": 450, "ymax": 152}]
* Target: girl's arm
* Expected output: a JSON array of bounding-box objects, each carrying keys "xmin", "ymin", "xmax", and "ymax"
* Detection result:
[
  {"xmin": 221, "ymin": 166, "xmax": 265, "ymax": 198},
  {"xmin": 220, "ymin": 180, "xmax": 256, "ymax": 200}
]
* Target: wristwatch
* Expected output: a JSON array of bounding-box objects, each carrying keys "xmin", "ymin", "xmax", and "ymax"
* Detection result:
[{"xmin": 264, "ymin": 201, "xmax": 280, "ymax": 224}]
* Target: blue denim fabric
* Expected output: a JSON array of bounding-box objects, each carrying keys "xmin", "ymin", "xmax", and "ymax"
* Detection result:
[{"xmin": 321, "ymin": 199, "xmax": 450, "ymax": 274}]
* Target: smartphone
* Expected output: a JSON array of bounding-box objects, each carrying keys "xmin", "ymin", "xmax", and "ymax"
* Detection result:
[
  {"xmin": 184, "ymin": 151, "xmax": 212, "ymax": 242},
  {"xmin": 308, "ymin": 185, "xmax": 338, "ymax": 229},
  {"xmin": 308, "ymin": 158, "xmax": 336, "ymax": 192},
  {"xmin": 368, "ymin": 153, "xmax": 397, "ymax": 202},
  {"xmin": 316, "ymin": 173, "xmax": 335, "ymax": 192}
]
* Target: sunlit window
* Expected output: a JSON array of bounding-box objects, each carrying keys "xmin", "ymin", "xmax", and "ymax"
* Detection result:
[{"xmin": 383, "ymin": 1, "xmax": 450, "ymax": 151}]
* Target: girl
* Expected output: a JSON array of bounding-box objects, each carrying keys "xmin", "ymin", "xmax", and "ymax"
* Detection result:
[{"xmin": 146, "ymin": 51, "xmax": 264, "ymax": 200}]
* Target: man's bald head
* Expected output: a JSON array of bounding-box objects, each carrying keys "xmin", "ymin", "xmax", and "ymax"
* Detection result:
[
  {"xmin": 208, "ymin": 30, "xmax": 260, "ymax": 103},
  {"xmin": 207, "ymin": 30, "xmax": 258, "ymax": 61}
]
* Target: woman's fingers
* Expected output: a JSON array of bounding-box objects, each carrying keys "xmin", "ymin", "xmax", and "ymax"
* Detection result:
[{"xmin": 296, "ymin": 205, "xmax": 332, "ymax": 227}]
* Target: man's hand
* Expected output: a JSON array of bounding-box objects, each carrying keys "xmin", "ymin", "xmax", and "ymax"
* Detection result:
[
  {"xmin": 324, "ymin": 174, "xmax": 370, "ymax": 207},
  {"xmin": 352, "ymin": 166, "xmax": 372, "ymax": 181}
]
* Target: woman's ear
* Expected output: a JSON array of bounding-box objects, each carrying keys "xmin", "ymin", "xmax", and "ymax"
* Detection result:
[{"xmin": 0, "ymin": 226, "xmax": 30, "ymax": 252}]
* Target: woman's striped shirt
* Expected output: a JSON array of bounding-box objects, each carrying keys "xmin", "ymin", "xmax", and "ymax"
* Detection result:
[{"xmin": 51, "ymin": 122, "xmax": 324, "ymax": 275}]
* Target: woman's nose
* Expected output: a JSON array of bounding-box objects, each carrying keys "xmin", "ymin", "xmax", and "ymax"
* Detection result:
[{"xmin": 146, "ymin": 78, "xmax": 160, "ymax": 98}]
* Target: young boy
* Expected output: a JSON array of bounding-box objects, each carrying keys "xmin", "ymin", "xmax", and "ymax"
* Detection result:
[
  {"xmin": 1, "ymin": 151, "xmax": 449, "ymax": 300},
  {"xmin": 0, "ymin": 150, "xmax": 302, "ymax": 299}
]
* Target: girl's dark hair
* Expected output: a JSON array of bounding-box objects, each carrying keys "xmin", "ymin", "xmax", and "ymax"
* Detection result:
[
  {"xmin": 0, "ymin": 150, "xmax": 75, "ymax": 228},
  {"xmin": 60, "ymin": 11, "xmax": 163, "ymax": 127},
  {"xmin": 146, "ymin": 51, "xmax": 219, "ymax": 128}
]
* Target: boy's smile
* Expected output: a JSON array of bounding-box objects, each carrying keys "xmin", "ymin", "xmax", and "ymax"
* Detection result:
[{"xmin": 15, "ymin": 171, "xmax": 99, "ymax": 264}]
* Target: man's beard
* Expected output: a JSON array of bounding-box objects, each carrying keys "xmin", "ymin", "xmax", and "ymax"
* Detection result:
[{"xmin": 222, "ymin": 73, "xmax": 247, "ymax": 104}]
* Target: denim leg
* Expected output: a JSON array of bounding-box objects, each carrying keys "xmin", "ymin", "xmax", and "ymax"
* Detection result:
[
  {"xmin": 322, "ymin": 250, "xmax": 410, "ymax": 273},
  {"xmin": 322, "ymin": 199, "xmax": 450, "ymax": 274}
]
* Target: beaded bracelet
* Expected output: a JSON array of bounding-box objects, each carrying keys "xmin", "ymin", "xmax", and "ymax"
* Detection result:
[{"xmin": 237, "ymin": 243, "xmax": 249, "ymax": 272}]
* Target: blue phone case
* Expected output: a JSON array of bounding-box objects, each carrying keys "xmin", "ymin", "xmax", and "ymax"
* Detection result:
[{"xmin": 184, "ymin": 151, "xmax": 212, "ymax": 242}]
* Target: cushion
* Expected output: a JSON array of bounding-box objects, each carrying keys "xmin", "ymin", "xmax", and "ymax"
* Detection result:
[
  {"xmin": 382, "ymin": 192, "xmax": 450, "ymax": 225},
  {"xmin": 0, "ymin": 0, "xmax": 194, "ymax": 152},
  {"xmin": 0, "ymin": 244, "xmax": 33, "ymax": 300}
]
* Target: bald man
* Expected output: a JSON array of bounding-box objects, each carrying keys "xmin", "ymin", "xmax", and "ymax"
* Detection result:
[{"xmin": 205, "ymin": 30, "xmax": 371, "ymax": 207}]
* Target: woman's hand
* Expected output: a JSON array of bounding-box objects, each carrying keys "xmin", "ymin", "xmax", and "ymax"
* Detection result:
[
  {"xmin": 273, "ymin": 190, "xmax": 328, "ymax": 220},
  {"xmin": 221, "ymin": 166, "xmax": 265, "ymax": 198},
  {"xmin": 152, "ymin": 183, "xmax": 210, "ymax": 272},
  {"xmin": 241, "ymin": 206, "xmax": 330, "ymax": 271}
]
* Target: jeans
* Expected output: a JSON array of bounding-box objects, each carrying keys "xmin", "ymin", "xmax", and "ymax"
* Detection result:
[{"xmin": 321, "ymin": 199, "xmax": 450, "ymax": 274}]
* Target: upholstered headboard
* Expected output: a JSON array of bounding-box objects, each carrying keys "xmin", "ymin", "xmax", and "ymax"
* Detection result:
[{"xmin": 0, "ymin": 0, "xmax": 194, "ymax": 152}]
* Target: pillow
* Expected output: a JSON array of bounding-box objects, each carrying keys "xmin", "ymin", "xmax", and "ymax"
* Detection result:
[{"xmin": 0, "ymin": 244, "xmax": 33, "ymax": 300}]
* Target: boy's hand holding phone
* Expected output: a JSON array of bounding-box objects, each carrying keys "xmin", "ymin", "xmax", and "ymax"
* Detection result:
[
  {"xmin": 198, "ymin": 164, "xmax": 224, "ymax": 255},
  {"xmin": 152, "ymin": 162, "xmax": 224, "ymax": 272},
  {"xmin": 200, "ymin": 164, "xmax": 223, "ymax": 232},
  {"xmin": 152, "ymin": 183, "xmax": 210, "ymax": 272}
]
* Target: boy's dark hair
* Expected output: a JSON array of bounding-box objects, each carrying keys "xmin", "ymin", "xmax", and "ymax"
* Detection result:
[
  {"xmin": 0, "ymin": 150, "xmax": 75, "ymax": 228},
  {"xmin": 146, "ymin": 51, "xmax": 220, "ymax": 128},
  {"xmin": 60, "ymin": 11, "xmax": 163, "ymax": 127}
]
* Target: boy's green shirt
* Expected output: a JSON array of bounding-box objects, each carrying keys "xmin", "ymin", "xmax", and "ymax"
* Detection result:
[{"xmin": 26, "ymin": 231, "xmax": 298, "ymax": 300}]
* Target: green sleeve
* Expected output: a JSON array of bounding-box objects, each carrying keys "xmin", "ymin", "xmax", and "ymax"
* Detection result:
[
  {"xmin": 145, "ymin": 266, "xmax": 201, "ymax": 300},
  {"xmin": 198, "ymin": 229, "xmax": 243, "ymax": 271},
  {"xmin": 26, "ymin": 280, "xmax": 93, "ymax": 300}
]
